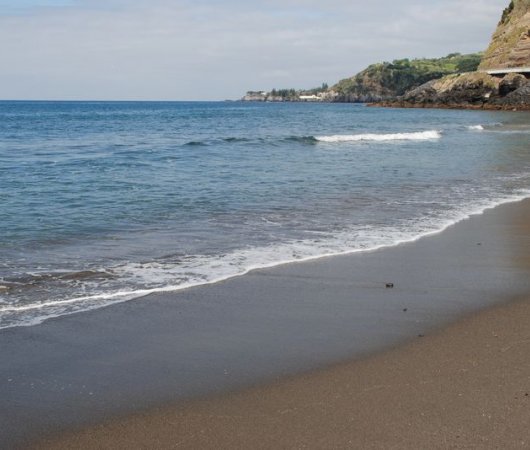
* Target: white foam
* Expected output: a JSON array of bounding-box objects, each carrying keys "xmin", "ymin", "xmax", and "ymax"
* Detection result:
[
  {"xmin": 315, "ymin": 130, "xmax": 441, "ymax": 143},
  {"xmin": 2, "ymin": 190, "xmax": 530, "ymax": 330},
  {"xmin": 468, "ymin": 125, "xmax": 484, "ymax": 131}
]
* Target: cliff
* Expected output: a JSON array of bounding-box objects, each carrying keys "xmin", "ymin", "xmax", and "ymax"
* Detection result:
[{"xmin": 479, "ymin": 0, "xmax": 530, "ymax": 70}]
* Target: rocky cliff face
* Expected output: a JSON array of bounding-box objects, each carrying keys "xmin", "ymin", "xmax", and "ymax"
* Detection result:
[
  {"xmin": 377, "ymin": 71, "xmax": 530, "ymax": 110},
  {"xmin": 479, "ymin": 0, "xmax": 530, "ymax": 70},
  {"xmin": 400, "ymin": 73, "xmax": 499, "ymax": 105}
]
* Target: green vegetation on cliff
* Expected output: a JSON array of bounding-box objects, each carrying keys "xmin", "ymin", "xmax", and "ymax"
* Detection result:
[{"xmin": 332, "ymin": 53, "xmax": 483, "ymax": 102}]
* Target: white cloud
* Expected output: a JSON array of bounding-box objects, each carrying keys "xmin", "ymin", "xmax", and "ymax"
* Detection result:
[{"xmin": 0, "ymin": 0, "xmax": 509, "ymax": 100}]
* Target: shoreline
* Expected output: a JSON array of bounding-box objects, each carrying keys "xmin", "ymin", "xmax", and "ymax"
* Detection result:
[
  {"xmin": 4, "ymin": 191, "xmax": 530, "ymax": 331},
  {"xmin": 2, "ymin": 198, "xmax": 530, "ymax": 448},
  {"xmin": 369, "ymin": 101, "xmax": 530, "ymax": 111},
  {"xmin": 237, "ymin": 100, "xmax": 530, "ymax": 112}
]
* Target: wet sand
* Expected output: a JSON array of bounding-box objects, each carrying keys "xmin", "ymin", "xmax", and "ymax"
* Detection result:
[
  {"xmin": 39, "ymin": 296, "xmax": 530, "ymax": 449},
  {"xmin": 2, "ymin": 199, "xmax": 530, "ymax": 448}
]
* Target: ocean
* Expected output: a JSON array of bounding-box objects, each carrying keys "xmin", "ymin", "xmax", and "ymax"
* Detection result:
[{"xmin": 1, "ymin": 101, "xmax": 529, "ymax": 329}]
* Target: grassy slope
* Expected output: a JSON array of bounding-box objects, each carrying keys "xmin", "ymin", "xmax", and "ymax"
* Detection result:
[{"xmin": 333, "ymin": 53, "xmax": 483, "ymax": 99}]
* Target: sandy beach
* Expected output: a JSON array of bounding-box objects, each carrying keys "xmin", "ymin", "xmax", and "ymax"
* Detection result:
[
  {"xmin": 2, "ymin": 0, "xmax": 530, "ymax": 448},
  {"xmin": 2, "ymin": 198, "xmax": 530, "ymax": 449},
  {"xmin": 38, "ymin": 295, "xmax": 530, "ymax": 449}
]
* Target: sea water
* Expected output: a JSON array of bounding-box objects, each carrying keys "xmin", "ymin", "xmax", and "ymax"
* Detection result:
[{"xmin": 1, "ymin": 101, "xmax": 529, "ymax": 329}]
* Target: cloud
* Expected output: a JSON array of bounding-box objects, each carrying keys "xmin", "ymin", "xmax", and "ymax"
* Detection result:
[{"xmin": 0, "ymin": 0, "xmax": 509, "ymax": 100}]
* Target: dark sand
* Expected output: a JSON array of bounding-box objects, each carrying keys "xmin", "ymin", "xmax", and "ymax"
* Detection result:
[
  {"xmin": 39, "ymin": 296, "xmax": 530, "ymax": 449},
  {"xmin": 2, "ymin": 199, "xmax": 530, "ymax": 448}
]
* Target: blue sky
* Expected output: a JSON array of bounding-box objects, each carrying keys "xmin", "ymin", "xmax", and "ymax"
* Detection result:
[{"xmin": 0, "ymin": 0, "xmax": 510, "ymax": 100}]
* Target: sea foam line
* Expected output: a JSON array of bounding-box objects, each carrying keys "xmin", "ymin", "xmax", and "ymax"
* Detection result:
[
  {"xmin": 2, "ymin": 190, "xmax": 530, "ymax": 330},
  {"xmin": 315, "ymin": 130, "xmax": 441, "ymax": 143}
]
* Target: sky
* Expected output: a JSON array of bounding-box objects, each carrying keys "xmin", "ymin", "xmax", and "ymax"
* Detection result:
[{"xmin": 0, "ymin": 0, "xmax": 510, "ymax": 100}]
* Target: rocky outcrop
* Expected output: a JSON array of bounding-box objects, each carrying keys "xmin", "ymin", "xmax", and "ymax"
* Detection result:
[
  {"xmin": 491, "ymin": 79, "xmax": 530, "ymax": 107},
  {"xmin": 331, "ymin": 65, "xmax": 399, "ymax": 102},
  {"xmin": 498, "ymin": 72, "xmax": 528, "ymax": 95},
  {"xmin": 479, "ymin": 0, "xmax": 530, "ymax": 70},
  {"xmin": 403, "ymin": 73, "xmax": 500, "ymax": 105},
  {"xmin": 375, "ymin": 72, "xmax": 530, "ymax": 110}
]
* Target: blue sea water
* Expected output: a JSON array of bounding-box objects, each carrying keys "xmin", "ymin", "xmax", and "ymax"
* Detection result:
[{"xmin": 1, "ymin": 101, "xmax": 529, "ymax": 328}]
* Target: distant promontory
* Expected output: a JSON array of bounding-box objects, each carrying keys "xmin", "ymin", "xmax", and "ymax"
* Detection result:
[
  {"xmin": 242, "ymin": 0, "xmax": 530, "ymax": 110},
  {"xmin": 242, "ymin": 53, "xmax": 482, "ymax": 103}
]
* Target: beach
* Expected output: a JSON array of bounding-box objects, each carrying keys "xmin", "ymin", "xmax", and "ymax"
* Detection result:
[
  {"xmin": 38, "ymin": 295, "xmax": 530, "ymax": 449},
  {"xmin": 1, "ymin": 0, "xmax": 530, "ymax": 447},
  {"xmin": 2, "ymin": 197, "xmax": 530, "ymax": 448}
]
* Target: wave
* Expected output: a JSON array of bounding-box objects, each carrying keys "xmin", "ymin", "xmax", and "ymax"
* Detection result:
[
  {"xmin": 465, "ymin": 123, "xmax": 530, "ymax": 134},
  {"xmin": 314, "ymin": 130, "xmax": 442, "ymax": 143},
  {"xmin": 183, "ymin": 137, "xmax": 255, "ymax": 146},
  {"xmin": 2, "ymin": 270, "xmax": 112, "ymax": 289},
  {"xmin": 2, "ymin": 190, "xmax": 529, "ymax": 330},
  {"xmin": 183, "ymin": 140, "xmax": 208, "ymax": 146},
  {"xmin": 282, "ymin": 136, "xmax": 318, "ymax": 144},
  {"xmin": 182, "ymin": 131, "xmax": 441, "ymax": 147},
  {"xmin": 223, "ymin": 137, "xmax": 252, "ymax": 143}
]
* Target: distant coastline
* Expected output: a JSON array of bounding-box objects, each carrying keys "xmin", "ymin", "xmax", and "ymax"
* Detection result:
[
  {"xmin": 241, "ymin": 53, "xmax": 484, "ymax": 104},
  {"xmin": 242, "ymin": 1, "xmax": 530, "ymax": 110}
]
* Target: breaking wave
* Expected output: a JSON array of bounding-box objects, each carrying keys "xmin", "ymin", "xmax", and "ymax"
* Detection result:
[
  {"xmin": 314, "ymin": 130, "xmax": 442, "ymax": 142},
  {"xmin": 183, "ymin": 131, "xmax": 442, "ymax": 147}
]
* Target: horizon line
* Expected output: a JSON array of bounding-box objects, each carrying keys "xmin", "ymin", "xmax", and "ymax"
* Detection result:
[{"xmin": 0, "ymin": 99, "xmax": 240, "ymax": 103}]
